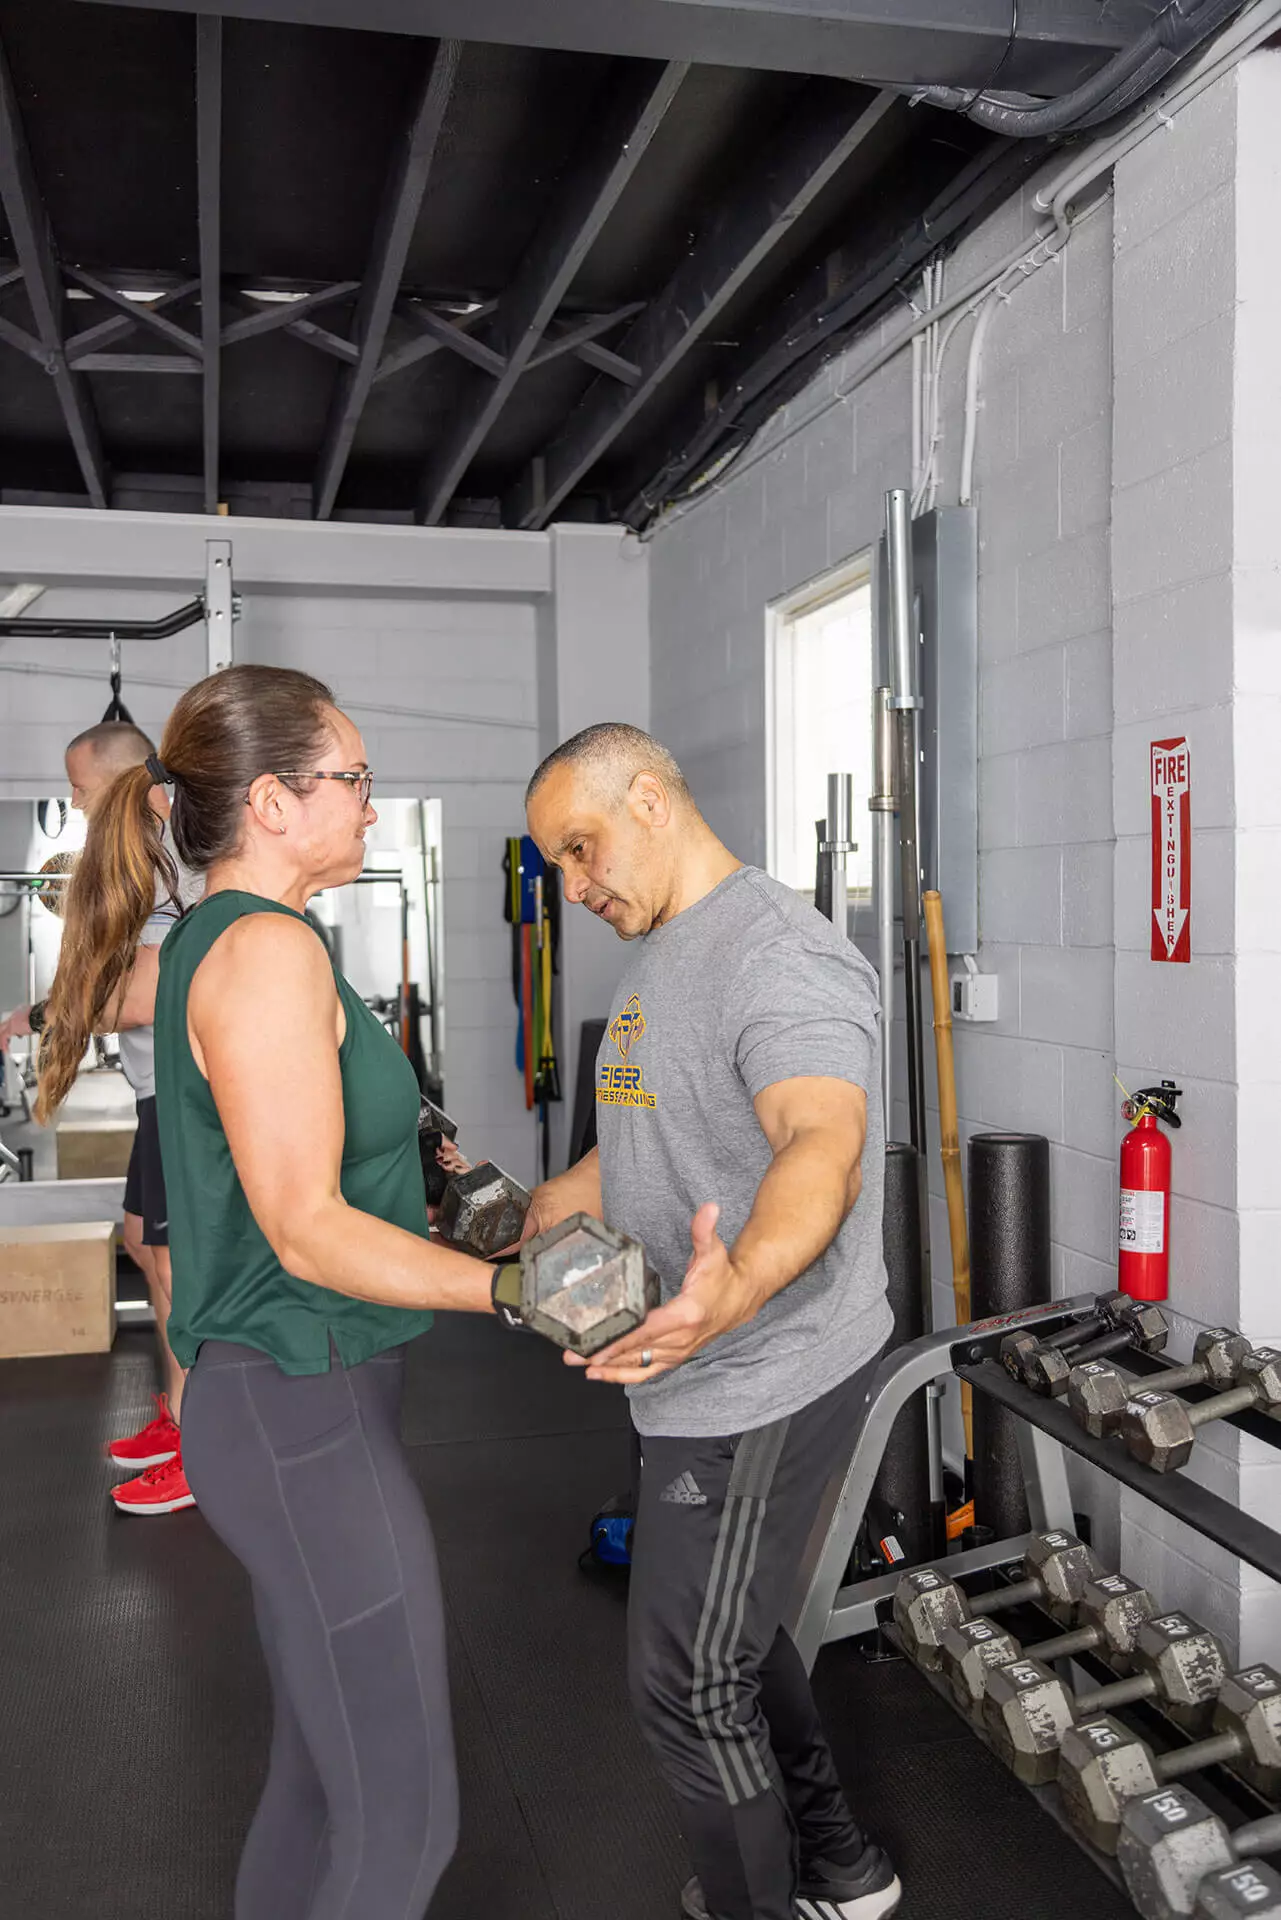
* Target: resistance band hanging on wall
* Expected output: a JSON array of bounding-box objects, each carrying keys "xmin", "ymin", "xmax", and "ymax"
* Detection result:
[{"xmin": 503, "ymin": 836, "xmax": 562, "ymax": 1179}]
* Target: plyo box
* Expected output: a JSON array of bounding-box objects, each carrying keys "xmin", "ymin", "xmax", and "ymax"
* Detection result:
[
  {"xmin": 55, "ymin": 1119, "xmax": 136, "ymax": 1181},
  {"xmin": 0, "ymin": 1222, "xmax": 116, "ymax": 1357}
]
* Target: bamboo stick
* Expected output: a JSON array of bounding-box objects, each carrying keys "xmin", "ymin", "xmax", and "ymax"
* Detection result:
[{"xmin": 924, "ymin": 889, "xmax": 972, "ymax": 1459}]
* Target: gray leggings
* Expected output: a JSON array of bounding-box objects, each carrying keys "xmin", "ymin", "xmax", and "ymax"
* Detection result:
[{"xmin": 181, "ymin": 1339, "xmax": 457, "ymax": 1920}]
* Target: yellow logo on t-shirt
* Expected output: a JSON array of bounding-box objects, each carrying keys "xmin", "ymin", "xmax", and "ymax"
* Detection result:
[
  {"xmin": 599, "ymin": 994, "xmax": 656, "ymax": 1109},
  {"xmin": 608, "ymin": 994, "xmax": 646, "ymax": 1059}
]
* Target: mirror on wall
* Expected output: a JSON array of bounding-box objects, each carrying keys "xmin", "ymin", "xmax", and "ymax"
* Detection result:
[{"xmin": 0, "ymin": 796, "xmax": 444, "ymax": 1187}]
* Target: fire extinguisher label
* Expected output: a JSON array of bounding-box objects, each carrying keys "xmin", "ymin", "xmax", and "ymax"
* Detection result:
[{"xmin": 1120, "ymin": 1188, "xmax": 1165, "ymax": 1255}]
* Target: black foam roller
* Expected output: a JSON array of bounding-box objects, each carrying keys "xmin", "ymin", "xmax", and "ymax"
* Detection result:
[
  {"xmin": 870, "ymin": 1142, "xmax": 933, "ymax": 1566},
  {"xmin": 969, "ymin": 1132, "xmax": 1052, "ymax": 1538}
]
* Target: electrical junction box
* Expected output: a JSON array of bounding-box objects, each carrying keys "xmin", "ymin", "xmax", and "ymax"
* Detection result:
[{"xmin": 952, "ymin": 965, "xmax": 999, "ymax": 1022}]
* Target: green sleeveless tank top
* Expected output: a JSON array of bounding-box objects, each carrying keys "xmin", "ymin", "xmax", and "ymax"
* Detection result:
[{"xmin": 155, "ymin": 890, "xmax": 433, "ymax": 1374}]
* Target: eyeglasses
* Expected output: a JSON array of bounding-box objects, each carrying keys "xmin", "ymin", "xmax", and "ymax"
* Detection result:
[{"xmin": 275, "ymin": 769, "xmax": 375, "ymax": 806}]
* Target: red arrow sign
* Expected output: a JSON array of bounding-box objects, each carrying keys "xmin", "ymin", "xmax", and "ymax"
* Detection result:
[{"xmin": 1151, "ymin": 737, "xmax": 1191, "ymax": 964}]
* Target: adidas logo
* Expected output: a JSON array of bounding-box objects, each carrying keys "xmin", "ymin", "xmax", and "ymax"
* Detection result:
[{"xmin": 659, "ymin": 1471, "xmax": 708, "ymax": 1507}]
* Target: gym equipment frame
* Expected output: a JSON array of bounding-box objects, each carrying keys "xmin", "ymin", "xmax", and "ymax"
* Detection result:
[{"xmin": 787, "ymin": 1295, "xmax": 1281, "ymax": 1902}]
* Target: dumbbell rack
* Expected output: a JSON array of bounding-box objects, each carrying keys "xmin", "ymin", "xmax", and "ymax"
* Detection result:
[{"xmin": 786, "ymin": 1295, "xmax": 1281, "ymax": 1900}]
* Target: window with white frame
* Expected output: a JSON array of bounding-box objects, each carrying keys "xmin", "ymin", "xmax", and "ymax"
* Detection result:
[{"xmin": 767, "ymin": 558, "xmax": 875, "ymax": 898}]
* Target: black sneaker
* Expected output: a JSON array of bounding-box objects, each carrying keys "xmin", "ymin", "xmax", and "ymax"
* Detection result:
[
  {"xmin": 679, "ymin": 1847, "xmax": 901, "ymax": 1920},
  {"xmin": 798, "ymin": 1846, "xmax": 902, "ymax": 1919}
]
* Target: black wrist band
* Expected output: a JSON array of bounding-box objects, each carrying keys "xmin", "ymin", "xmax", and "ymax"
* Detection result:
[
  {"xmin": 28, "ymin": 1000, "xmax": 46, "ymax": 1034},
  {"xmin": 491, "ymin": 1263, "xmax": 526, "ymax": 1332}
]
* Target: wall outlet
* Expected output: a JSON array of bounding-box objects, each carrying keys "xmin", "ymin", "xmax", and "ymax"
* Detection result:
[{"xmin": 951, "ymin": 963, "xmax": 999, "ymax": 1022}]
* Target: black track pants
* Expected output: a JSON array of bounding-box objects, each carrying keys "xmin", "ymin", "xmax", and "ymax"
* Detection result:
[
  {"xmin": 628, "ymin": 1357, "xmax": 882, "ymax": 1920},
  {"xmin": 181, "ymin": 1340, "xmax": 458, "ymax": 1920}
]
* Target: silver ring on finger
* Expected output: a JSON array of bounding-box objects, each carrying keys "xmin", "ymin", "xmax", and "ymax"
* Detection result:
[{"xmin": 640, "ymin": 1349, "xmax": 653, "ymax": 1368}]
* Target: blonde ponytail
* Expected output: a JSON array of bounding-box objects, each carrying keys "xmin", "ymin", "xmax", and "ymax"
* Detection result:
[{"xmin": 35, "ymin": 767, "xmax": 177, "ymax": 1122}]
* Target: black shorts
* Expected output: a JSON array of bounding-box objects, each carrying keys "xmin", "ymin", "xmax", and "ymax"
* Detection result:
[{"xmin": 122, "ymin": 1096, "xmax": 169, "ymax": 1248}]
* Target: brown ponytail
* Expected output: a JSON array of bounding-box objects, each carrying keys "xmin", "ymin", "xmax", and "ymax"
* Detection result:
[
  {"xmin": 35, "ymin": 663, "xmax": 335, "ymax": 1122},
  {"xmin": 35, "ymin": 766, "xmax": 178, "ymax": 1122}
]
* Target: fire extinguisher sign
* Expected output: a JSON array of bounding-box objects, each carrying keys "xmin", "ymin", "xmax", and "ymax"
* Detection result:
[{"xmin": 1150, "ymin": 737, "xmax": 1191, "ymax": 964}]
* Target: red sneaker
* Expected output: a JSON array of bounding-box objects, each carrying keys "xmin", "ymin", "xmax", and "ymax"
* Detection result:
[
  {"xmin": 112, "ymin": 1453, "xmax": 196, "ymax": 1516},
  {"xmin": 107, "ymin": 1392, "xmax": 181, "ymax": 1470}
]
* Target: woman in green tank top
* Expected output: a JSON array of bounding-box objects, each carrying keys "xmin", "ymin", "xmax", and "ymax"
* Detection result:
[{"xmin": 72, "ymin": 664, "xmax": 504, "ymax": 1920}]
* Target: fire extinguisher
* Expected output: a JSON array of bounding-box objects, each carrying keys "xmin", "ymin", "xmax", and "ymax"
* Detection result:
[{"xmin": 1118, "ymin": 1079, "xmax": 1182, "ymax": 1302}]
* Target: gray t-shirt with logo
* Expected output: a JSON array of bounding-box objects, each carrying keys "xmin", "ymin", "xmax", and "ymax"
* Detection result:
[
  {"xmin": 594, "ymin": 864, "xmax": 892, "ymax": 1439},
  {"xmin": 117, "ymin": 839, "xmax": 202, "ymax": 1101}
]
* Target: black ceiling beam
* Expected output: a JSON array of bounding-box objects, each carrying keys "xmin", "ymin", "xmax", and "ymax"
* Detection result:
[
  {"xmin": 76, "ymin": 0, "xmax": 1152, "ymax": 97},
  {"xmin": 75, "ymin": 352, "xmax": 203, "ymax": 373},
  {"xmin": 197, "ymin": 15, "xmax": 222, "ymax": 515},
  {"xmin": 416, "ymin": 59, "xmax": 686, "ymax": 527},
  {"xmin": 66, "ymin": 279, "xmax": 201, "ymax": 361},
  {"xmin": 221, "ymin": 279, "xmax": 358, "ymax": 346},
  {"xmin": 67, "ymin": 267, "xmax": 205, "ymax": 357},
  {"xmin": 618, "ymin": 135, "xmax": 1042, "ymax": 525},
  {"xmin": 576, "ymin": 339, "xmax": 641, "ymax": 386},
  {"xmin": 288, "ymin": 314, "xmax": 359, "ymax": 362},
  {"xmin": 506, "ymin": 83, "xmax": 900, "ymax": 531},
  {"xmin": 372, "ymin": 298, "xmax": 499, "ymax": 384},
  {"xmin": 0, "ymin": 309, "xmax": 43, "ymax": 361},
  {"xmin": 525, "ymin": 303, "xmax": 644, "ymax": 373},
  {"xmin": 0, "ymin": 262, "xmax": 22, "ymax": 295},
  {"xmin": 407, "ymin": 304, "xmax": 507, "ymax": 376},
  {"xmin": 314, "ymin": 39, "xmax": 462, "ymax": 521},
  {"xmin": 0, "ymin": 35, "xmax": 107, "ymax": 506}
]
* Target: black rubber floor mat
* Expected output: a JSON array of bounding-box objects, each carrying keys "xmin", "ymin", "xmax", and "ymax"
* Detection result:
[
  {"xmin": 0, "ymin": 1331, "xmax": 1134, "ymax": 1920},
  {"xmin": 412, "ymin": 1425, "xmax": 686, "ymax": 1920},
  {"xmin": 401, "ymin": 1309, "xmax": 630, "ymax": 1447},
  {"xmin": 813, "ymin": 1646, "xmax": 1135, "ymax": 1919}
]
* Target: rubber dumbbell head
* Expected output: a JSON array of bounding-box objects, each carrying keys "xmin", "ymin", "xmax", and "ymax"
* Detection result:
[
  {"xmin": 1069, "ymin": 1331, "xmax": 1251, "ymax": 1440},
  {"xmin": 1006, "ymin": 1301, "xmax": 1168, "ymax": 1397},
  {"xmin": 1119, "ymin": 1785, "xmax": 1281, "ymax": 1920},
  {"xmin": 1123, "ymin": 1349, "xmax": 1281, "ymax": 1474},
  {"xmin": 519, "ymin": 1211, "xmax": 660, "ymax": 1356},
  {"xmin": 437, "ymin": 1163, "xmax": 531, "ymax": 1258},
  {"xmin": 940, "ymin": 1617, "xmax": 1022, "ymax": 1722},
  {"xmin": 999, "ymin": 1292, "xmax": 1132, "ymax": 1382},
  {"xmin": 1195, "ymin": 1860, "xmax": 1281, "ymax": 1919},
  {"xmin": 893, "ymin": 1531, "xmax": 1099, "ymax": 1669},
  {"xmin": 977, "ymin": 1576, "xmax": 1156, "ymax": 1783},
  {"xmin": 1063, "ymin": 1666, "xmax": 1281, "ymax": 1859}
]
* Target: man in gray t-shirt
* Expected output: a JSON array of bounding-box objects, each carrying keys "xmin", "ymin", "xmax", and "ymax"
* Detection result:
[{"xmin": 525, "ymin": 725, "xmax": 901, "ymax": 1920}]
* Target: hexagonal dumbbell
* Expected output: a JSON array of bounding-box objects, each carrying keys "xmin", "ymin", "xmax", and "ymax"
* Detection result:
[
  {"xmin": 1195, "ymin": 1860, "xmax": 1281, "ymax": 1920},
  {"xmin": 1068, "ymin": 1330, "xmax": 1253, "ymax": 1439},
  {"xmin": 1118, "ymin": 1784, "xmax": 1281, "ymax": 1920},
  {"xmin": 948, "ymin": 1609, "xmax": 1224, "ymax": 1757},
  {"xmin": 518, "ymin": 1212, "xmax": 660, "ymax": 1356},
  {"xmin": 941, "ymin": 1598, "xmax": 1199, "ymax": 1729},
  {"xmin": 1002, "ymin": 1300, "xmax": 1168, "ymax": 1396},
  {"xmin": 1121, "ymin": 1349, "xmax": 1281, "ymax": 1473},
  {"xmin": 416, "ymin": 1096, "xmax": 459, "ymax": 1207},
  {"xmin": 437, "ymin": 1162, "xmax": 532, "ymax": 1257},
  {"xmin": 999, "ymin": 1290, "xmax": 1129, "ymax": 1382},
  {"xmin": 892, "ymin": 1530, "xmax": 1101, "ymax": 1671},
  {"xmin": 979, "ymin": 1574, "xmax": 1157, "ymax": 1782},
  {"xmin": 1063, "ymin": 1666, "xmax": 1281, "ymax": 1859}
]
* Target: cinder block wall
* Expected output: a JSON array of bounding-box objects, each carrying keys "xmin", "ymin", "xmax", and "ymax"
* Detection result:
[
  {"xmin": 649, "ymin": 58, "xmax": 1279, "ymax": 1649},
  {"xmin": 650, "ymin": 174, "xmax": 1119, "ymax": 1324}
]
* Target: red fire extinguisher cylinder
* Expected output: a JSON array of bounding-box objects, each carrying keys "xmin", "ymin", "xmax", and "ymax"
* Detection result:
[
  {"xmin": 1119, "ymin": 1112, "xmax": 1171, "ymax": 1301},
  {"xmin": 1118, "ymin": 1081, "xmax": 1182, "ymax": 1303}
]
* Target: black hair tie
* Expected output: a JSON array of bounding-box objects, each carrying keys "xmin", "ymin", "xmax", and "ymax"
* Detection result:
[{"xmin": 145, "ymin": 754, "xmax": 172, "ymax": 785}]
